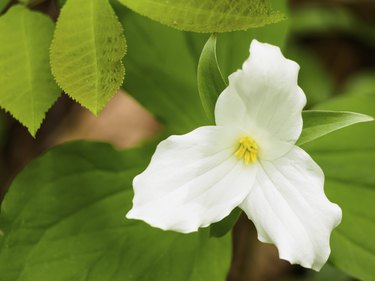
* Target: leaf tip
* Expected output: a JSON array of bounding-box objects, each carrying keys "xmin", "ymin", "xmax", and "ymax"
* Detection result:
[
  {"xmin": 29, "ymin": 129, "xmax": 38, "ymax": 138},
  {"xmin": 355, "ymin": 112, "xmax": 374, "ymax": 123},
  {"xmin": 92, "ymin": 109, "xmax": 100, "ymax": 117}
]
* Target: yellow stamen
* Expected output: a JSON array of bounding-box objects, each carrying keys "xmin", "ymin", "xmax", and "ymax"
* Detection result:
[{"xmin": 235, "ymin": 136, "xmax": 258, "ymax": 165}]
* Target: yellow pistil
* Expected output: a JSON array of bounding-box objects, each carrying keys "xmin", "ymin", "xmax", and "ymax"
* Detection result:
[{"xmin": 234, "ymin": 136, "xmax": 258, "ymax": 165}]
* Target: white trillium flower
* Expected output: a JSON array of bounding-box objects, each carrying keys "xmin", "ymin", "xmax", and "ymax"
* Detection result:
[{"xmin": 127, "ymin": 40, "xmax": 342, "ymax": 271}]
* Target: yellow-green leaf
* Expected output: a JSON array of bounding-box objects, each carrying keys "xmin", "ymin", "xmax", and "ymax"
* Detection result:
[
  {"xmin": 0, "ymin": 5, "xmax": 60, "ymax": 136},
  {"xmin": 118, "ymin": 0, "xmax": 285, "ymax": 33},
  {"xmin": 50, "ymin": 0, "xmax": 126, "ymax": 115}
]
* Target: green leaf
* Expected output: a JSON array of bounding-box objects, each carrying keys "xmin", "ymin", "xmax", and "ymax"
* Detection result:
[
  {"xmin": 291, "ymin": 5, "xmax": 375, "ymax": 46},
  {"xmin": 0, "ymin": 5, "xmax": 60, "ymax": 136},
  {"xmin": 197, "ymin": 34, "xmax": 227, "ymax": 123},
  {"xmin": 50, "ymin": 0, "xmax": 126, "ymax": 115},
  {"xmin": 298, "ymin": 110, "xmax": 373, "ymax": 146},
  {"xmin": 286, "ymin": 46, "xmax": 333, "ymax": 107},
  {"xmin": 0, "ymin": 142, "xmax": 231, "ymax": 281},
  {"xmin": 118, "ymin": 0, "xmax": 285, "ymax": 33},
  {"xmin": 114, "ymin": 5, "xmax": 209, "ymax": 134},
  {"xmin": 0, "ymin": 0, "xmax": 11, "ymax": 13},
  {"xmin": 210, "ymin": 208, "xmax": 241, "ymax": 238},
  {"xmin": 303, "ymin": 95, "xmax": 375, "ymax": 281},
  {"xmin": 342, "ymin": 72, "xmax": 375, "ymax": 97}
]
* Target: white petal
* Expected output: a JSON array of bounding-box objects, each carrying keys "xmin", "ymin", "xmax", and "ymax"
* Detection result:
[
  {"xmin": 215, "ymin": 40, "xmax": 306, "ymax": 160},
  {"xmin": 240, "ymin": 146, "xmax": 342, "ymax": 270},
  {"xmin": 127, "ymin": 126, "xmax": 257, "ymax": 233}
]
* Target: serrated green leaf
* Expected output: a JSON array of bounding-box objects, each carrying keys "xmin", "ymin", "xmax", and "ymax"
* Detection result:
[
  {"xmin": 118, "ymin": 0, "xmax": 285, "ymax": 33},
  {"xmin": 298, "ymin": 110, "xmax": 373, "ymax": 146},
  {"xmin": 197, "ymin": 34, "xmax": 227, "ymax": 123},
  {"xmin": 303, "ymin": 94, "xmax": 375, "ymax": 281},
  {"xmin": 0, "ymin": 5, "xmax": 60, "ymax": 136},
  {"xmin": 0, "ymin": 142, "xmax": 231, "ymax": 281},
  {"xmin": 50, "ymin": 0, "xmax": 126, "ymax": 115}
]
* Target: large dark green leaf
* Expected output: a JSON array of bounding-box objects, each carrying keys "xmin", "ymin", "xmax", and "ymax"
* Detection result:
[
  {"xmin": 303, "ymin": 94, "xmax": 375, "ymax": 281},
  {"xmin": 286, "ymin": 46, "xmax": 334, "ymax": 107},
  {"xmin": 342, "ymin": 72, "xmax": 375, "ymax": 97},
  {"xmin": 291, "ymin": 5, "xmax": 375, "ymax": 46},
  {"xmin": 115, "ymin": 4, "xmax": 209, "ymax": 134},
  {"xmin": 0, "ymin": 142, "xmax": 231, "ymax": 281}
]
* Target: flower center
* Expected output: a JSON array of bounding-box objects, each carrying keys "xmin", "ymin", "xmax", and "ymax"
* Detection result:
[{"xmin": 234, "ymin": 136, "xmax": 258, "ymax": 165}]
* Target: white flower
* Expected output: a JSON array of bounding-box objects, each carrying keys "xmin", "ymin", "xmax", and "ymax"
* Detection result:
[{"xmin": 127, "ymin": 40, "xmax": 342, "ymax": 270}]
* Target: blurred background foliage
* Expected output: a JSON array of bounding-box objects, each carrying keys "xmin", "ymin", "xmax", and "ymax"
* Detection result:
[{"xmin": 0, "ymin": 0, "xmax": 374, "ymax": 280}]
